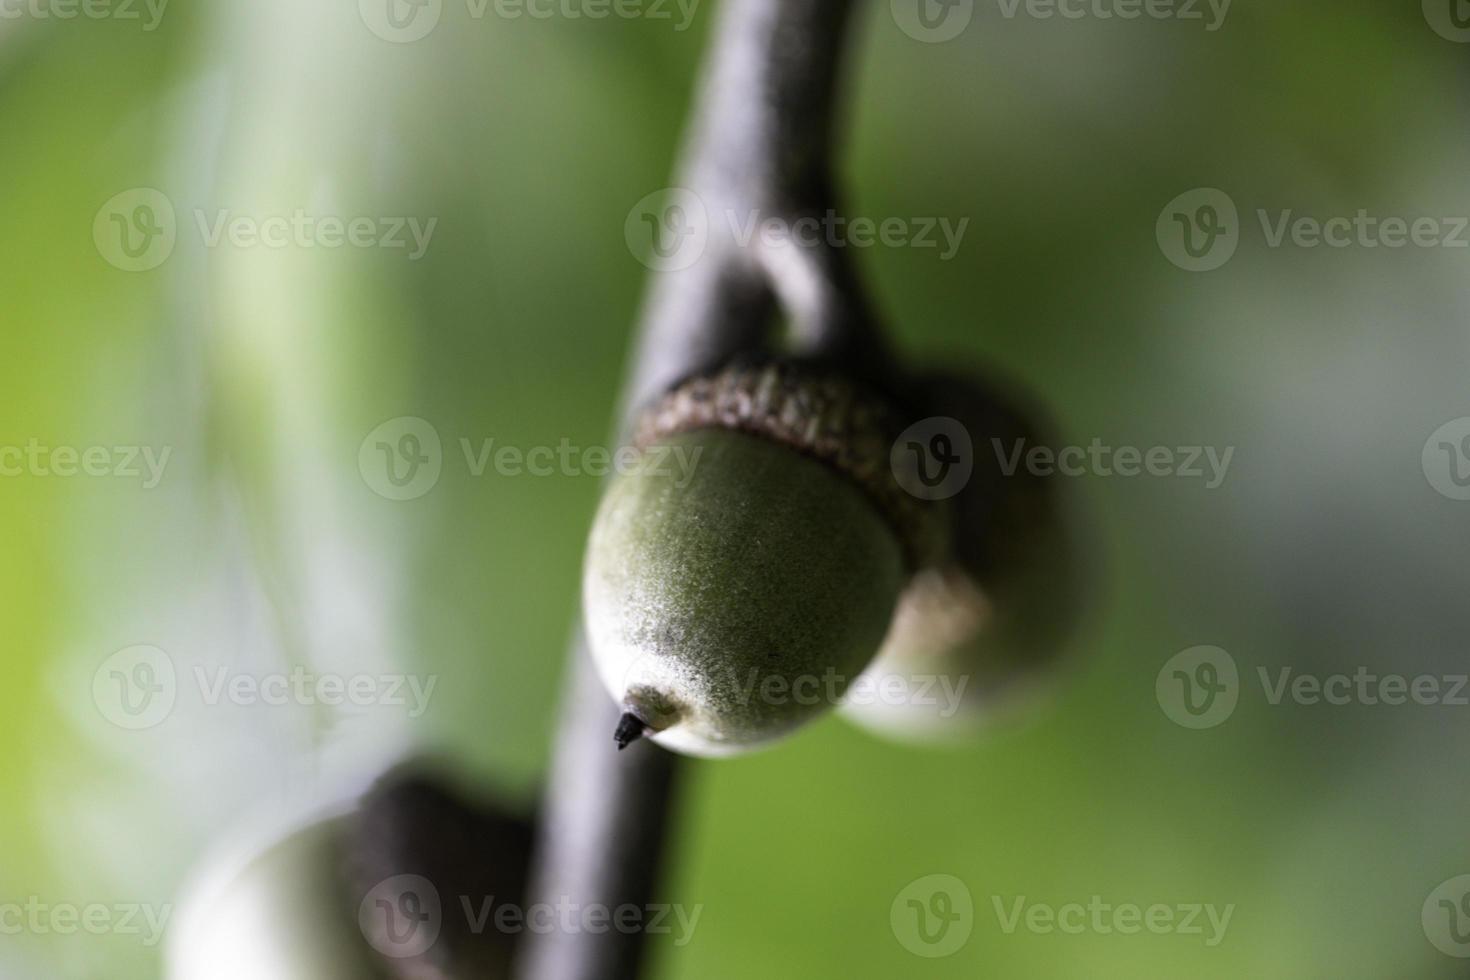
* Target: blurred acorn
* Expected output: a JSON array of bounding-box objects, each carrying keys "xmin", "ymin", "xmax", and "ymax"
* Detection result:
[
  {"xmin": 168, "ymin": 807, "xmax": 392, "ymax": 980},
  {"xmin": 343, "ymin": 767, "xmax": 536, "ymax": 980},
  {"xmin": 168, "ymin": 765, "xmax": 534, "ymax": 980},
  {"xmin": 840, "ymin": 367, "xmax": 1086, "ymax": 741},
  {"xmin": 583, "ymin": 359, "xmax": 943, "ymax": 757}
]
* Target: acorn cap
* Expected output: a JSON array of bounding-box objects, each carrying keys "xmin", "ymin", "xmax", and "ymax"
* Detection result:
[
  {"xmin": 343, "ymin": 766, "xmax": 536, "ymax": 979},
  {"xmin": 635, "ymin": 359, "xmax": 948, "ymax": 570}
]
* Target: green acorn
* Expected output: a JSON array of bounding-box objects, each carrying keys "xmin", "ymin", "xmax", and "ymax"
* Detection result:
[
  {"xmin": 841, "ymin": 367, "xmax": 1085, "ymax": 740},
  {"xmin": 583, "ymin": 360, "xmax": 942, "ymax": 757}
]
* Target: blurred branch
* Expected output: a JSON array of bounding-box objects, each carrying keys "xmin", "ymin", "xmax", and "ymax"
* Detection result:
[
  {"xmin": 620, "ymin": 0, "xmax": 884, "ymax": 407},
  {"xmin": 513, "ymin": 3, "xmax": 873, "ymax": 980}
]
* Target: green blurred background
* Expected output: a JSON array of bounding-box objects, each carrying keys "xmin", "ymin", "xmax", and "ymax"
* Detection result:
[{"xmin": 3, "ymin": 0, "xmax": 1470, "ymax": 976}]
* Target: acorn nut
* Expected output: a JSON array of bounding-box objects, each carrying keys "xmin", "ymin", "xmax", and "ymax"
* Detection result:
[
  {"xmin": 841, "ymin": 367, "xmax": 1085, "ymax": 740},
  {"xmin": 583, "ymin": 360, "xmax": 939, "ymax": 757}
]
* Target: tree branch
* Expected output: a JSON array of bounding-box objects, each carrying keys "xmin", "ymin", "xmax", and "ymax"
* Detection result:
[{"xmin": 513, "ymin": 4, "xmax": 875, "ymax": 979}]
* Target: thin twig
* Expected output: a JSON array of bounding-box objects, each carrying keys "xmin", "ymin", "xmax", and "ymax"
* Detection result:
[{"xmin": 513, "ymin": 4, "xmax": 874, "ymax": 979}]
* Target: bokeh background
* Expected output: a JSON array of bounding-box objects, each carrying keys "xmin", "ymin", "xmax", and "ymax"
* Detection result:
[{"xmin": 3, "ymin": 0, "xmax": 1470, "ymax": 976}]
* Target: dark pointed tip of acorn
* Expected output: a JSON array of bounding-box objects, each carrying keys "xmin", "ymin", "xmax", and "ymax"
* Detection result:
[{"xmin": 614, "ymin": 712, "xmax": 649, "ymax": 751}]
